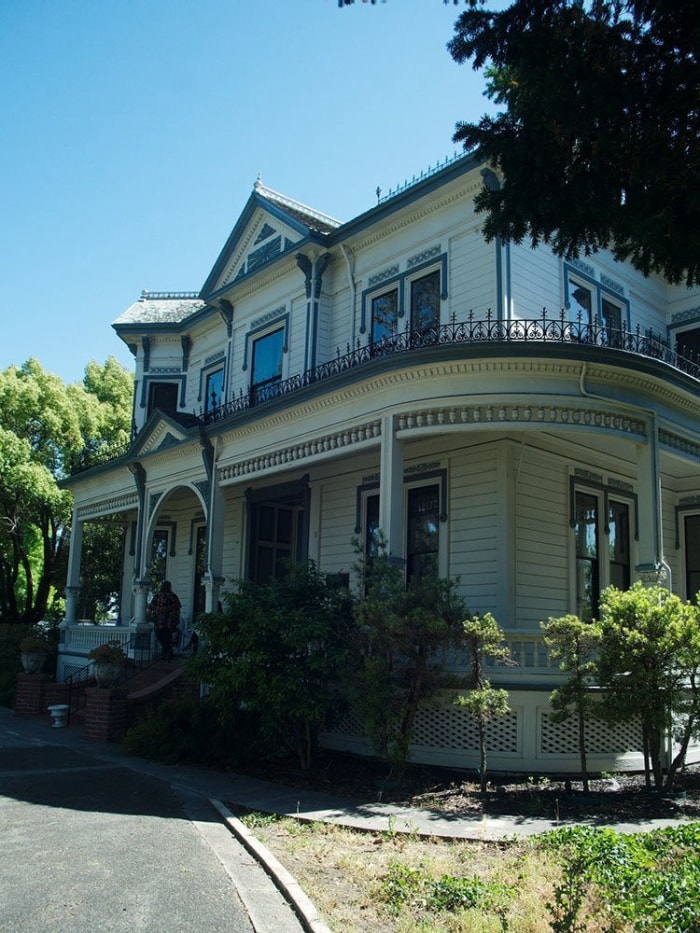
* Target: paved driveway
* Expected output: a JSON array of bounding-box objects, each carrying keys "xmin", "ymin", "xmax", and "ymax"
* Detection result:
[{"xmin": 0, "ymin": 726, "xmax": 301, "ymax": 932}]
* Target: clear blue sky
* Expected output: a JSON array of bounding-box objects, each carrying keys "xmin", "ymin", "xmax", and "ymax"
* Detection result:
[{"xmin": 0, "ymin": 0, "xmax": 497, "ymax": 385}]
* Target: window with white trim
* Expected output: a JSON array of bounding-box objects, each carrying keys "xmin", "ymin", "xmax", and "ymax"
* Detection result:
[
  {"xmin": 251, "ymin": 327, "xmax": 284, "ymax": 400},
  {"xmin": 409, "ymin": 269, "xmax": 440, "ymax": 333},
  {"xmin": 406, "ymin": 484, "xmax": 440, "ymax": 583},
  {"xmin": 147, "ymin": 382, "xmax": 179, "ymax": 418},
  {"xmin": 573, "ymin": 488, "xmax": 632, "ymax": 621},
  {"xmin": 204, "ymin": 367, "xmax": 224, "ymax": 413},
  {"xmin": 684, "ymin": 514, "xmax": 700, "ymax": 604},
  {"xmin": 565, "ymin": 266, "xmax": 627, "ymax": 343},
  {"xmin": 371, "ymin": 288, "xmax": 399, "ymax": 343}
]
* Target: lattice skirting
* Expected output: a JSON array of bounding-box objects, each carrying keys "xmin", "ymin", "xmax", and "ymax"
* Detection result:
[{"xmin": 320, "ymin": 690, "xmax": 700, "ymax": 774}]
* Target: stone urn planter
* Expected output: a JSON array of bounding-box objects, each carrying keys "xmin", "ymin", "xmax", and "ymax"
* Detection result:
[
  {"xmin": 20, "ymin": 651, "xmax": 48, "ymax": 674},
  {"xmin": 93, "ymin": 661, "xmax": 123, "ymax": 688},
  {"xmin": 88, "ymin": 640, "xmax": 127, "ymax": 688},
  {"xmin": 19, "ymin": 630, "xmax": 51, "ymax": 674}
]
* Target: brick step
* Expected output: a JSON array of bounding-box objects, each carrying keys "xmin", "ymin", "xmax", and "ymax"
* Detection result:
[{"xmin": 123, "ymin": 660, "xmax": 183, "ymax": 694}]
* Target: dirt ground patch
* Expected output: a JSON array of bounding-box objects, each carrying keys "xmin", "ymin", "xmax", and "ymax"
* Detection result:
[{"xmin": 247, "ymin": 751, "xmax": 700, "ymax": 823}]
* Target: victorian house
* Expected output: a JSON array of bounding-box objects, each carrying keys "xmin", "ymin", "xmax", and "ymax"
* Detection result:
[{"xmin": 61, "ymin": 152, "xmax": 700, "ymax": 773}]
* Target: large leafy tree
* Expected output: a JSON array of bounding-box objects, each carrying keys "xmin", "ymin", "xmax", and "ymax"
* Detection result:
[
  {"xmin": 339, "ymin": 2, "xmax": 699, "ymax": 285},
  {"xmin": 448, "ymin": 0, "xmax": 699, "ymax": 285},
  {"xmin": 0, "ymin": 358, "xmax": 132, "ymax": 624}
]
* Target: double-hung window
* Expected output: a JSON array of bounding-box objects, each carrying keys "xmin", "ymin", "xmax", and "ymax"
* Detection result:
[
  {"xmin": 204, "ymin": 367, "xmax": 224, "ymax": 413},
  {"xmin": 147, "ymin": 381, "xmax": 179, "ymax": 418},
  {"xmin": 371, "ymin": 289, "xmax": 399, "ymax": 344},
  {"xmin": 573, "ymin": 487, "xmax": 632, "ymax": 621},
  {"xmin": 565, "ymin": 265, "xmax": 627, "ymax": 344},
  {"xmin": 410, "ymin": 270, "xmax": 440, "ymax": 333},
  {"xmin": 406, "ymin": 484, "xmax": 440, "ymax": 583},
  {"xmin": 685, "ymin": 514, "xmax": 700, "ymax": 604},
  {"xmin": 251, "ymin": 327, "xmax": 284, "ymax": 402}
]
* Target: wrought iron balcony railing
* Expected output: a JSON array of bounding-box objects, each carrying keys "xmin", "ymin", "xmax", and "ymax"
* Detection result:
[
  {"xmin": 202, "ymin": 308, "xmax": 700, "ymax": 426},
  {"xmin": 68, "ymin": 309, "xmax": 698, "ymax": 475}
]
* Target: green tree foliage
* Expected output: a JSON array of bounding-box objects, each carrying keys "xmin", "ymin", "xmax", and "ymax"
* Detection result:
[
  {"xmin": 542, "ymin": 614, "xmax": 601, "ymax": 792},
  {"xmin": 351, "ymin": 544, "xmax": 467, "ymax": 778},
  {"xmin": 190, "ymin": 562, "xmax": 356, "ymax": 771},
  {"xmin": 597, "ymin": 583, "xmax": 700, "ymax": 789},
  {"xmin": 448, "ymin": 1, "xmax": 699, "ymax": 286},
  {"xmin": 455, "ymin": 611, "xmax": 511, "ymax": 792},
  {"xmin": 0, "ymin": 357, "xmax": 133, "ymax": 624}
]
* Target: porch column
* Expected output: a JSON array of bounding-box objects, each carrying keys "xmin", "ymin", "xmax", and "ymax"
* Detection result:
[
  {"xmin": 205, "ymin": 478, "xmax": 226, "ymax": 613},
  {"xmin": 203, "ymin": 573, "xmax": 225, "ymax": 614},
  {"xmin": 379, "ymin": 413, "xmax": 404, "ymax": 560},
  {"xmin": 132, "ymin": 579, "xmax": 151, "ymax": 628},
  {"xmin": 63, "ymin": 510, "xmax": 83, "ymax": 624},
  {"xmin": 634, "ymin": 418, "xmax": 666, "ymax": 586}
]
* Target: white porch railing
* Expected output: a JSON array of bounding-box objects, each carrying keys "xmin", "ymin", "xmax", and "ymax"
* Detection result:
[{"xmin": 440, "ymin": 632, "xmax": 562, "ymax": 685}]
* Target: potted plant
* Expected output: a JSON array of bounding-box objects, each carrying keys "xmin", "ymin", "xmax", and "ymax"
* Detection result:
[
  {"xmin": 20, "ymin": 629, "xmax": 50, "ymax": 674},
  {"xmin": 88, "ymin": 639, "xmax": 127, "ymax": 688}
]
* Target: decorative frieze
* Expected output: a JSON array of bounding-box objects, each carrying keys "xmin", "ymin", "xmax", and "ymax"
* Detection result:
[
  {"xmin": 575, "ymin": 468, "xmax": 604, "ymax": 484},
  {"xmin": 407, "ymin": 245, "xmax": 441, "ymax": 268},
  {"xmin": 76, "ymin": 493, "xmax": 138, "ymax": 520},
  {"xmin": 600, "ymin": 274, "xmax": 624, "ymax": 296},
  {"xmin": 368, "ymin": 264, "xmax": 399, "ymax": 288},
  {"xmin": 659, "ymin": 430, "xmax": 700, "ymax": 461},
  {"xmin": 405, "ymin": 461, "xmax": 441, "ymax": 475},
  {"xmin": 219, "ymin": 421, "xmax": 382, "ymax": 482},
  {"xmin": 608, "ymin": 478, "xmax": 634, "ymax": 492},
  {"xmin": 396, "ymin": 405, "xmax": 646, "ymax": 437},
  {"xmin": 671, "ymin": 307, "xmax": 700, "ymax": 325},
  {"xmin": 250, "ymin": 305, "xmax": 285, "ymax": 330},
  {"xmin": 568, "ymin": 258, "xmax": 596, "ymax": 278}
]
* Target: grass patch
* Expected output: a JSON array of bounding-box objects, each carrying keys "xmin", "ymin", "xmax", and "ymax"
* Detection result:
[{"xmin": 238, "ymin": 813, "xmax": 700, "ymax": 932}]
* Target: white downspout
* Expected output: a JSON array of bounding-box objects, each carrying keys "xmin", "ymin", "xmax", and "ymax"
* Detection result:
[{"xmin": 340, "ymin": 244, "xmax": 357, "ymax": 342}]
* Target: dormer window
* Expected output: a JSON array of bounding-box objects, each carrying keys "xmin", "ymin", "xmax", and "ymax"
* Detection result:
[{"xmin": 148, "ymin": 382, "xmax": 178, "ymax": 419}]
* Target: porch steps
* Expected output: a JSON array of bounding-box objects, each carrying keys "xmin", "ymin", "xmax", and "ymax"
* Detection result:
[{"xmin": 125, "ymin": 660, "xmax": 185, "ymax": 701}]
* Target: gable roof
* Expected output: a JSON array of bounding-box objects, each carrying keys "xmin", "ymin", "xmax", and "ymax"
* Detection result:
[
  {"xmin": 130, "ymin": 408, "xmax": 199, "ymax": 458},
  {"xmin": 199, "ymin": 179, "xmax": 342, "ymax": 298}
]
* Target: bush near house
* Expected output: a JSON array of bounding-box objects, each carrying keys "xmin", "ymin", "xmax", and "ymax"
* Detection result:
[
  {"xmin": 348, "ymin": 545, "xmax": 467, "ymax": 779},
  {"xmin": 189, "ymin": 561, "xmax": 356, "ymax": 772}
]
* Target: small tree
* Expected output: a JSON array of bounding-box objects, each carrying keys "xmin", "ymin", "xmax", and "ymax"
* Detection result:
[
  {"xmin": 597, "ymin": 583, "xmax": 700, "ymax": 790},
  {"xmin": 542, "ymin": 614, "xmax": 601, "ymax": 792},
  {"xmin": 351, "ymin": 543, "xmax": 466, "ymax": 778},
  {"xmin": 190, "ymin": 561, "xmax": 355, "ymax": 772},
  {"xmin": 456, "ymin": 612, "xmax": 511, "ymax": 793}
]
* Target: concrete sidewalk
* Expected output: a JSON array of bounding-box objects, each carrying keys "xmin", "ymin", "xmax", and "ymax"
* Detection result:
[{"xmin": 1, "ymin": 706, "xmax": 687, "ymax": 841}]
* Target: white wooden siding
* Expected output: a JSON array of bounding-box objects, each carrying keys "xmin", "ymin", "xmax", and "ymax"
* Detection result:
[
  {"xmin": 448, "ymin": 228, "xmax": 495, "ymax": 320},
  {"xmin": 448, "ymin": 445, "xmax": 500, "ymax": 612},
  {"xmin": 515, "ymin": 450, "xmax": 570, "ymax": 626}
]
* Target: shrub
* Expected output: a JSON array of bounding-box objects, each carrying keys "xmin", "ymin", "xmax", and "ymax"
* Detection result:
[{"xmin": 122, "ymin": 694, "xmax": 249, "ymax": 768}]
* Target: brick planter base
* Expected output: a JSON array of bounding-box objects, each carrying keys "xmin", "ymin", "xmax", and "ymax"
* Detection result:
[
  {"xmin": 83, "ymin": 687, "xmax": 127, "ymax": 742},
  {"xmin": 14, "ymin": 673, "xmax": 49, "ymax": 716}
]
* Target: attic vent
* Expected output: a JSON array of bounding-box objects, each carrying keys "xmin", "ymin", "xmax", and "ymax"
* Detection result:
[
  {"xmin": 247, "ymin": 235, "xmax": 282, "ymax": 273},
  {"xmin": 255, "ymin": 223, "xmax": 276, "ymax": 244}
]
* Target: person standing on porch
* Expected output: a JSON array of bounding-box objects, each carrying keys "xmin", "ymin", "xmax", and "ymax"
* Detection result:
[{"xmin": 147, "ymin": 580, "xmax": 181, "ymax": 661}]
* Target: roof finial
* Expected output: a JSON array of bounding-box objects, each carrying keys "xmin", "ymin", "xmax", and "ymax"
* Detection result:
[{"xmin": 254, "ymin": 174, "xmax": 263, "ymax": 190}]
